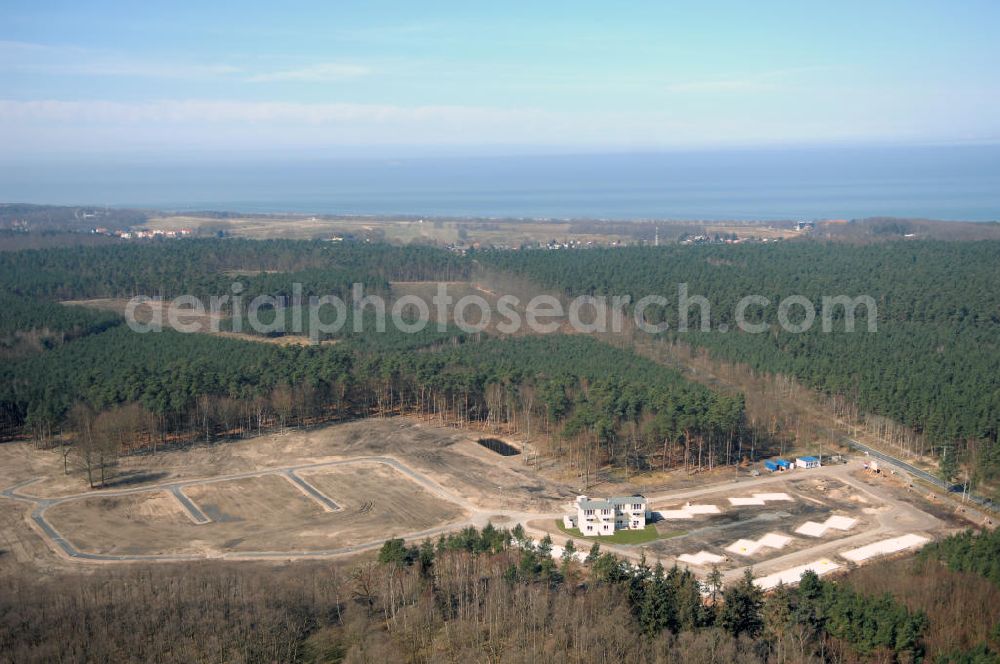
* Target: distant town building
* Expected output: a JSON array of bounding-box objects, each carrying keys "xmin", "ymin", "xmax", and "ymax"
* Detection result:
[{"xmin": 569, "ymin": 495, "xmax": 650, "ymax": 536}]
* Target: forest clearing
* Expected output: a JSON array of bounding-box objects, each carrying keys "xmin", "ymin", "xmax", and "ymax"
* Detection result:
[{"xmin": 0, "ymin": 416, "xmax": 963, "ymax": 589}]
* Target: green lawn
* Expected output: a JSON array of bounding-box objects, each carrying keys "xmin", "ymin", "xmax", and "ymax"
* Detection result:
[{"xmin": 554, "ymin": 520, "xmax": 671, "ymax": 545}]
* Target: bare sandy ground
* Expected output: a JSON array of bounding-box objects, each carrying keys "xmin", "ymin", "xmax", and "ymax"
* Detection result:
[
  {"xmin": 0, "ymin": 417, "xmax": 575, "ymax": 567},
  {"xmin": 3, "ymin": 417, "xmax": 566, "ymax": 503},
  {"xmin": 43, "ymin": 461, "xmax": 467, "ymax": 557},
  {"xmin": 0, "ymin": 417, "xmax": 962, "ymax": 589},
  {"xmin": 529, "ymin": 460, "xmax": 959, "ymax": 586}
]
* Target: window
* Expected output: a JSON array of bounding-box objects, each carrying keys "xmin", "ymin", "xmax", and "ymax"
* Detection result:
[
  {"xmin": 586, "ymin": 526, "xmax": 593, "ymax": 532},
  {"xmin": 585, "ymin": 509, "xmax": 594, "ymax": 516}
]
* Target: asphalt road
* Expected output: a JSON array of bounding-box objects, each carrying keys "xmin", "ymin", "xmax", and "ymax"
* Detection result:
[{"xmin": 842, "ymin": 437, "xmax": 996, "ymax": 511}]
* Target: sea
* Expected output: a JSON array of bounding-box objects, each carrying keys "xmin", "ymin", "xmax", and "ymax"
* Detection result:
[{"xmin": 2, "ymin": 144, "xmax": 999, "ymax": 221}]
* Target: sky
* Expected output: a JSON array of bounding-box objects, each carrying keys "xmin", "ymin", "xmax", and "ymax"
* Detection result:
[{"xmin": 1, "ymin": 1, "xmax": 999, "ymax": 158}]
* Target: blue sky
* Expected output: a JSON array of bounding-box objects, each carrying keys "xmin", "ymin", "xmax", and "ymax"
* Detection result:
[{"xmin": 1, "ymin": 1, "xmax": 998, "ymax": 157}]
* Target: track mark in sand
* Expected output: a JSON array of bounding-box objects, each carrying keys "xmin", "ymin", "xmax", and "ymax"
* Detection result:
[
  {"xmin": 678, "ymin": 550, "xmax": 726, "ymax": 566},
  {"xmin": 795, "ymin": 515, "xmax": 857, "ymax": 537},
  {"xmin": 655, "ymin": 503, "xmax": 721, "ymax": 520},
  {"xmin": 729, "ymin": 492, "xmax": 794, "ymax": 506},
  {"xmin": 725, "ymin": 532, "xmax": 792, "ymax": 556},
  {"xmin": 756, "ymin": 559, "xmax": 840, "ymax": 590},
  {"xmin": 283, "ymin": 471, "xmax": 342, "ymax": 512},
  {"xmin": 840, "ymin": 533, "xmax": 929, "ymax": 562},
  {"xmin": 169, "ymin": 486, "xmax": 211, "ymax": 524}
]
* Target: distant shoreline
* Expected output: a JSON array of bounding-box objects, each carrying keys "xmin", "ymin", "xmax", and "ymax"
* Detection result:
[
  {"xmin": 2, "ymin": 145, "xmax": 999, "ymax": 222},
  {"xmin": 3, "ymin": 204, "xmax": 1000, "ymax": 249}
]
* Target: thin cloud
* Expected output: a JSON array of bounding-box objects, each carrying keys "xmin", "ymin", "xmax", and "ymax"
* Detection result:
[
  {"xmin": 0, "ymin": 40, "xmax": 242, "ymax": 79},
  {"xmin": 666, "ymin": 78, "xmax": 774, "ymax": 93},
  {"xmin": 0, "ymin": 98, "xmax": 545, "ymax": 127},
  {"xmin": 60, "ymin": 61, "xmax": 241, "ymax": 79},
  {"xmin": 246, "ymin": 63, "xmax": 372, "ymax": 83},
  {"xmin": 334, "ymin": 22, "xmax": 437, "ymax": 40},
  {"xmin": 0, "ymin": 40, "xmax": 369, "ymax": 83},
  {"xmin": 665, "ymin": 66, "xmax": 833, "ymax": 94},
  {"xmin": 1, "ymin": 89, "xmax": 987, "ymax": 154}
]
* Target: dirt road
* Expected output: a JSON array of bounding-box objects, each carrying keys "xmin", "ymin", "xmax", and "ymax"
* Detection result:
[
  {"xmin": 1, "ymin": 455, "xmax": 563, "ymax": 563},
  {"xmin": 1, "ymin": 451, "xmax": 951, "ymax": 591}
]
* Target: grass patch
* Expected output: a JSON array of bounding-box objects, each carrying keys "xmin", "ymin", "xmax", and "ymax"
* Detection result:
[{"xmin": 555, "ymin": 520, "xmax": 665, "ymax": 545}]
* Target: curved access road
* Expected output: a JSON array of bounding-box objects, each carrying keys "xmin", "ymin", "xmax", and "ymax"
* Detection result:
[{"xmin": 1, "ymin": 456, "xmax": 563, "ymax": 564}]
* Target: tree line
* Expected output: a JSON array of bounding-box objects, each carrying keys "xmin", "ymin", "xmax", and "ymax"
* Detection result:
[
  {"xmin": 918, "ymin": 526, "xmax": 1000, "ymax": 588},
  {"xmin": 0, "ymin": 523, "xmax": 933, "ymax": 663},
  {"xmin": 1, "ymin": 327, "xmax": 742, "ymax": 486},
  {"xmin": 362, "ymin": 334, "xmax": 746, "ymax": 479},
  {"xmin": 0, "ymin": 294, "xmax": 122, "ymax": 355}
]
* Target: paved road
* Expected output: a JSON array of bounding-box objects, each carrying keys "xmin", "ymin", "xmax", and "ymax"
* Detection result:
[
  {"xmin": 843, "ymin": 438, "xmax": 996, "ymax": 511},
  {"xmin": 1, "ymin": 479, "xmax": 208, "ymax": 562},
  {"xmin": 169, "ymin": 486, "xmax": 211, "ymax": 524},
  {"xmin": 282, "ymin": 470, "xmax": 342, "ymax": 512}
]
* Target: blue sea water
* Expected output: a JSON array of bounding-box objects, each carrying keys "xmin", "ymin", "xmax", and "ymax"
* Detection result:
[{"xmin": 2, "ymin": 144, "xmax": 999, "ymax": 221}]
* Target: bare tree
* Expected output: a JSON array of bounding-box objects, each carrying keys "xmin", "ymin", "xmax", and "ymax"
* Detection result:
[{"xmin": 68, "ymin": 403, "xmax": 97, "ymax": 488}]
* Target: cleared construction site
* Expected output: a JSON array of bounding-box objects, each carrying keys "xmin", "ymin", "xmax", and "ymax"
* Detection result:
[
  {"xmin": 630, "ymin": 467, "xmax": 944, "ymax": 588},
  {"xmin": 0, "ymin": 416, "xmax": 958, "ymax": 590},
  {"xmin": 530, "ymin": 457, "xmax": 955, "ymax": 589}
]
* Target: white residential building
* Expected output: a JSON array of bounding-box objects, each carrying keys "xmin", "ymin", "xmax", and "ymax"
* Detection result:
[{"xmin": 572, "ymin": 495, "xmax": 649, "ymax": 536}]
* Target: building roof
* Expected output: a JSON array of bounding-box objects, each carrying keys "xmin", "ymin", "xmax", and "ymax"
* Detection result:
[
  {"xmin": 577, "ymin": 495, "xmax": 646, "ymax": 510},
  {"xmin": 798, "ymin": 456, "xmax": 819, "ymax": 462}
]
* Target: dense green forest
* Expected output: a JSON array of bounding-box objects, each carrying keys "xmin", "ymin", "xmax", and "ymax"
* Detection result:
[
  {"xmin": 0, "ymin": 294, "xmax": 122, "ymax": 346},
  {"xmin": 0, "ymin": 238, "xmax": 469, "ymax": 300},
  {"xmin": 363, "ymin": 334, "xmax": 745, "ymax": 474},
  {"xmin": 5, "ymin": 237, "xmax": 998, "ymax": 483},
  {"xmin": 0, "ymin": 524, "xmax": 932, "ymax": 663},
  {"xmin": 0, "ymin": 239, "xmax": 740, "ymax": 484},
  {"xmin": 479, "ymin": 242, "xmax": 1000, "ymax": 477},
  {"xmin": 918, "ymin": 526, "xmax": 1000, "ymax": 587},
  {"xmin": 0, "ymin": 328, "xmax": 738, "ymax": 483}
]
